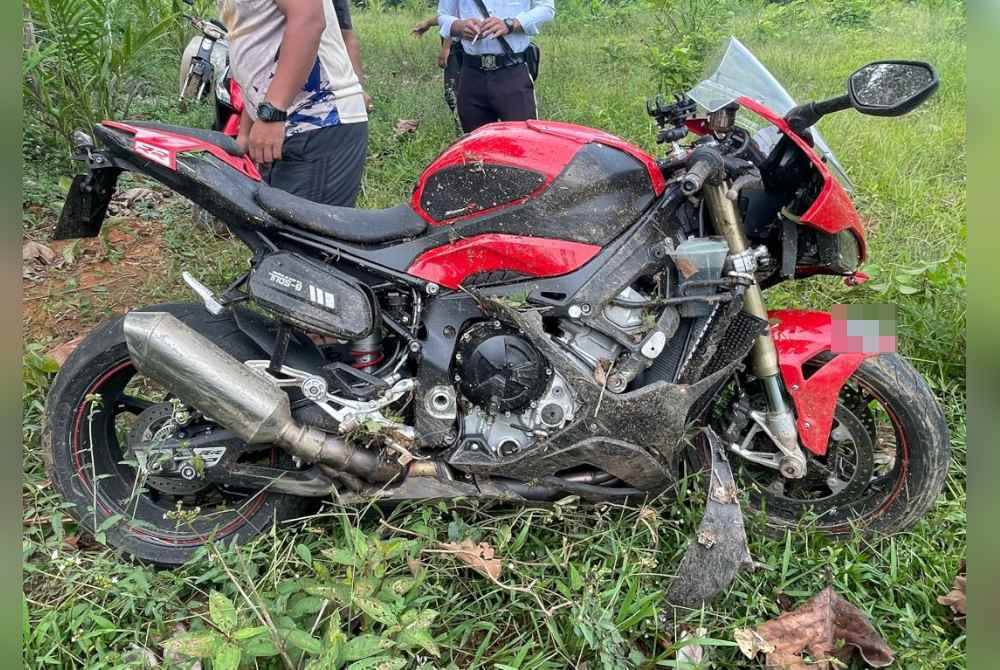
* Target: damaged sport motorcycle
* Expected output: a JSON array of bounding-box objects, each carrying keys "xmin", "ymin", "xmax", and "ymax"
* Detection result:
[{"xmin": 48, "ymin": 39, "xmax": 949, "ymax": 589}]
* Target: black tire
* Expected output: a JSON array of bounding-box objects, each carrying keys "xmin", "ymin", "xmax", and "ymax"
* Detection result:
[
  {"xmin": 725, "ymin": 352, "xmax": 950, "ymax": 535},
  {"xmin": 43, "ymin": 303, "xmax": 313, "ymax": 566}
]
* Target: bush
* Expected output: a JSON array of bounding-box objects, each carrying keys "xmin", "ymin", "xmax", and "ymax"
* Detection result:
[
  {"xmin": 643, "ymin": 0, "xmax": 729, "ymax": 92},
  {"xmin": 23, "ymin": 0, "xmax": 179, "ymax": 151},
  {"xmin": 825, "ymin": 0, "xmax": 874, "ymax": 28}
]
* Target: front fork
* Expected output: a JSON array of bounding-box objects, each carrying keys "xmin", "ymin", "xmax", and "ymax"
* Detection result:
[{"xmin": 702, "ymin": 183, "xmax": 808, "ymax": 479}]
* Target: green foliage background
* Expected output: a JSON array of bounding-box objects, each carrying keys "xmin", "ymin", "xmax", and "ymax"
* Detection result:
[{"xmin": 22, "ymin": 0, "xmax": 966, "ymax": 668}]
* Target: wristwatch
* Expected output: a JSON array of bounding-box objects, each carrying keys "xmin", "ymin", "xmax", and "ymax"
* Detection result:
[
  {"xmin": 503, "ymin": 17, "xmax": 516, "ymax": 33},
  {"xmin": 257, "ymin": 102, "xmax": 288, "ymax": 123}
]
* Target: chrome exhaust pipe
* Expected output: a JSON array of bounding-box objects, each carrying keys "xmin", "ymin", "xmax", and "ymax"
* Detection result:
[{"xmin": 123, "ymin": 312, "xmax": 401, "ymax": 483}]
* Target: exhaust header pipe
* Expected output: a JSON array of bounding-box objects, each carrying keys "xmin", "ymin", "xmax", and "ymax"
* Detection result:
[{"xmin": 123, "ymin": 312, "xmax": 401, "ymax": 483}]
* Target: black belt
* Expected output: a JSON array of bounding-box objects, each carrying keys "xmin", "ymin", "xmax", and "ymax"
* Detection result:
[{"xmin": 464, "ymin": 51, "xmax": 526, "ymax": 71}]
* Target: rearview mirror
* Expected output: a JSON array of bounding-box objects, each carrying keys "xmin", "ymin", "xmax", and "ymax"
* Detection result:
[{"xmin": 848, "ymin": 61, "xmax": 938, "ymax": 117}]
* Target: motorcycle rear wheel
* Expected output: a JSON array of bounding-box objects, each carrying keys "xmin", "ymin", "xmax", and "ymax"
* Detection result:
[
  {"xmin": 714, "ymin": 352, "xmax": 950, "ymax": 535},
  {"xmin": 42, "ymin": 304, "xmax": 313, "ymax": 565}
]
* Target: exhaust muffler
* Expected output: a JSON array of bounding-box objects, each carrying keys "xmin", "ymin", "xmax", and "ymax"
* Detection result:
[{"xmin": 123, "ymin": 312, "xmax": 401, "ymax": 483}]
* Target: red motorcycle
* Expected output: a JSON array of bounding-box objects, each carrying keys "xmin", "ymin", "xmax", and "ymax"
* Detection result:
[{"xmin": 48, "ymin": 38, "xmax": 948, "ymax": 590}]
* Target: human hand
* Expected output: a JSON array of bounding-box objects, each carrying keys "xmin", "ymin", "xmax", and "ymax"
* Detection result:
[
  {"xmin": 411, "ymin": 20, "xmax": 433, "ymax": 37},
  {"xmin": 459, "ymin": 19, "xmax": 482, "ymax": 41},
  {"xmin": 236, "ymin": 130, "xmax": 250, "ymax": 155},
  {"xmin": 363, "ymin": 92, "xmax": 374, "ymax": 112},
  {"xmin": 479, "ymin": 17, "xmax": 509, "ymax": 39},
  {"xmin": 249, "ymin": 120, "xmax": 285, "ymax": 164},
  {"xmin": 437, "ymin": 43, "xmax": 451, "ymax": 68}
]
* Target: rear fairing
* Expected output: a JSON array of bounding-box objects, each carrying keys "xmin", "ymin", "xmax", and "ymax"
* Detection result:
[{"xmin": 56, "ymin": 122, "xmax": 275, "ymax": 249}]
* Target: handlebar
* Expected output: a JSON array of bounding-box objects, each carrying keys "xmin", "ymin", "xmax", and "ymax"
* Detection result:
[
  {"xmin": 660, "ymin": 146, "xmax": 760, "ymax": 196},
  {"xmin": 680, "ymin": 147, "xmax": 725, "ymax": 195}
]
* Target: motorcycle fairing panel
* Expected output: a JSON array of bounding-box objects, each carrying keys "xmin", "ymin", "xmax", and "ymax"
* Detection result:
[
  {"xmin": 736, "ymin": 97, "xmax": 867, "ymax": 258},
  {"xmin": 769, "ymin": 309, "xmax": 870, "ymax": 456}
]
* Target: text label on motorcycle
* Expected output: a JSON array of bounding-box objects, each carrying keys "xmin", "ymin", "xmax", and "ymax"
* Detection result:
[{"xmin": 267, "ymin": 270, "xmax": 336, "ymax": 309}]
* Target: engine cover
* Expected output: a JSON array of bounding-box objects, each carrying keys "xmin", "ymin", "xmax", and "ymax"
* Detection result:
[{"xmin": 456, "ymin": 322, "xmax": 548, "ymax": 413}]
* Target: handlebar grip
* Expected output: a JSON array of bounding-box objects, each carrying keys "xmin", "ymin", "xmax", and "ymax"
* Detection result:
[
  {"xmin": 681, "ymin": 159, "xmax": 714, "ymax": 195},
  {"xmin": 680, "ymin": 147, "xmax": 725, "ymax": 195}
]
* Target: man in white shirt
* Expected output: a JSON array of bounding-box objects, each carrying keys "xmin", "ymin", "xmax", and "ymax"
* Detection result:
[
  {"xmin": 220, "ymin": 0, "xmax": 369, "ymax": 206},
  {"xmin": 437, "ymin": 0, "xmax": 555, "ymax": 133}
]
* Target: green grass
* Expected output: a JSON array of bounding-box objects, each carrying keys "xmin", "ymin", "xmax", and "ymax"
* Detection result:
[{"xmin": 22, "ymin": 1, "xmax": 966, "ymax": 668}]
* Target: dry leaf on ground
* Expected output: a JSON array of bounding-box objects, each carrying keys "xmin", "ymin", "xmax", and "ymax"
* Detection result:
[
  {"xmin": 109, "ymin": 187, "xmax": 162, "ymax": 215},
  {"xmin": 393, "ymin": 119, "xmax": 420, "ymax": 137},
  {"xmin": 735, "ymin": 627, "xmax": 774, "ymax": 659},
  {"xmin": 677, "ymin": 626, "xmax": 707, "ymax": 666},
  {"xmin": 162, "ymin": 624, "xmax": 203, "ymax": 670},
  {"xmin": 748, "ymin": 586, "xmax": 894, "ymax": 670},
  {"xmin": 438, "ymin": 539, "xmax": 502, "ymax": 580},
  {"xmin": 23, "ymin": 240, "xmax": 62, "ymax": 280},
  {"xmin": 937, "ymin": 561, "xmax": 966, "ymax": 628},
  {"xmin": 48, "ymin": 335, "xmax": 86, "ymax": 367}
]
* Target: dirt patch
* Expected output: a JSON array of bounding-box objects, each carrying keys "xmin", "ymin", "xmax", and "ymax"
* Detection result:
[{"xmin": 22, "ymin": 216, "xmax": 169, "ymax": 347}]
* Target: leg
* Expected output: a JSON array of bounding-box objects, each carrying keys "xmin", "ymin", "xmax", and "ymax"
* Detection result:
[
  {"xmin": 457, "ymin": 66, "xmax": 498, "ymax": 133},
  {"xmin": 265, "ymin": 122, "xmax": 369, "ymax": 207},
  {"xmin": 490, "ymin": 64, "xmax": 537, "ymax": 122}
]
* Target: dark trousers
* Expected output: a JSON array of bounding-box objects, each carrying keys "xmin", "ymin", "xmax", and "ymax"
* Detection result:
[
  {"xmin": 264, "ymin": 121, "xmax": 368, "ymax": 207},
  {"xmin": 457, "ymin": 62, "xmax": 536, "ymax": 133}
]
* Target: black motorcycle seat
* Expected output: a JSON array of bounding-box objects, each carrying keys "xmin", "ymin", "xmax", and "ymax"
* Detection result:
[
  {"xmin": 127, "ymin": 121, "xmax": 246, "ymax": 157},
  {"xmin": 255, "ymin": 183, "xmax": 428, "ymax": 244}
]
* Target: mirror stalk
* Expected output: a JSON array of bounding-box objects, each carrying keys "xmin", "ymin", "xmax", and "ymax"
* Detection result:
[{"xmin": 785, "ymin": 94, "xmax": 851, "ymax": 135}]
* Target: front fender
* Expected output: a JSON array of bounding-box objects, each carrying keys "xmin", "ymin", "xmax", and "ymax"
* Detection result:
[{"xmin": 769, "ymin": 309, "xmax": 870, "ymax": 456}]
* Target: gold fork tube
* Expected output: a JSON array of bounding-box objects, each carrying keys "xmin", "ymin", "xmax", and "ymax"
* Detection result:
[{"xmin": 702, "ymin": 183, "xmax": 780, "ymax": 379}]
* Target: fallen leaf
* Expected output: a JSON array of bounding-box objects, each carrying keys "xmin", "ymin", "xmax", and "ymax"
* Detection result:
[
  {"xmin": 677, "ymin": 626, "xmax": 707, "ymax": 666},
  {"xmin": 162, "ymin": 623, "xmax": 206, "ymax": 669},
  {"xmin": 23, "ymin": 240, "xmax": 63, "ymax": 280},
  {"xmin": 438, "ymin": 539, "xmax": 502, "ymax": 580},
  {"xmin": 108, "ymin": 187, "xmax": 162, "ymax": 215},
  {"xmin": 734, "ymin": 627, "xmax": 773, "ymax": 660},
  {"xmin": 393, "ymin": 119, "xmax": 420, "ymax": 138},
  {"xmin": 752, "ymin": 586, "xmax": 894, "ymax": 670},
  {"xmin": 23, "ymin": 241, "xmax": 58, "ymax": 264},
  {"xmin": 937, "ymin": 561, "xmax": 966, "ymax": 628},
  {"xmin": 48, "ymin": 335, "xmax": 86, "ymax": 367}
]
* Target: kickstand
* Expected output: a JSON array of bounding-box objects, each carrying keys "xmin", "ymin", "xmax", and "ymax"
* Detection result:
[{"xmin": 665, "ymin": 427, "xmax": 753, "ymax": 615}]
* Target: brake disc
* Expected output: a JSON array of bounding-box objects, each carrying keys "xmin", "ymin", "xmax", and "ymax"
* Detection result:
[
  {"xmin": 754, "ymin": 403, "xmax": 876, "ymax": 514},
  {"xmin": 127, "ymin": 403, "xmax": 212, "ymax": 496}
]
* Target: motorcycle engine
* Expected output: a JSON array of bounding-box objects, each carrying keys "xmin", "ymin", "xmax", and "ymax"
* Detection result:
[
  {"xmin": 453, "ymin": 287, "xmax": 655, "ymax": 457},
  {"xmin": 455, "ymin": 321, "xmax": 575, "ymax": 457},
  {"xmin": 456, "ymin": 321, "xmax": 548, "ymax": 413}
]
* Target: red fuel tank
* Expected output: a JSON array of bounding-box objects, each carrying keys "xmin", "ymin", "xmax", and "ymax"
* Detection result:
[{"xmin": 409, "ymin": 120, "xmax": 666, "ymax": 227}]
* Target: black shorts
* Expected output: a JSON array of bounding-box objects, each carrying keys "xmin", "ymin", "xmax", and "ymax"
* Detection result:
[{"xmin": 264, "ymin": 121, "xmax": 369, "ymax": 207}]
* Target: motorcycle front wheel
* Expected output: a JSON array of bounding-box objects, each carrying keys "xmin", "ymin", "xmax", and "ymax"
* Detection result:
[
  {"xmin": 42, "ymin": 304, "xmax": 313, "ymax": 566},
  {"xmin": 710, "ymin": 352, "xmax": 951, "ymax": 535}
]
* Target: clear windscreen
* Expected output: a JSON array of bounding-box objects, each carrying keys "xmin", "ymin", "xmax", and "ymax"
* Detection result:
[{"xmin": 687, "ymin": 37, "xmax": 852, "ymax": 191}]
